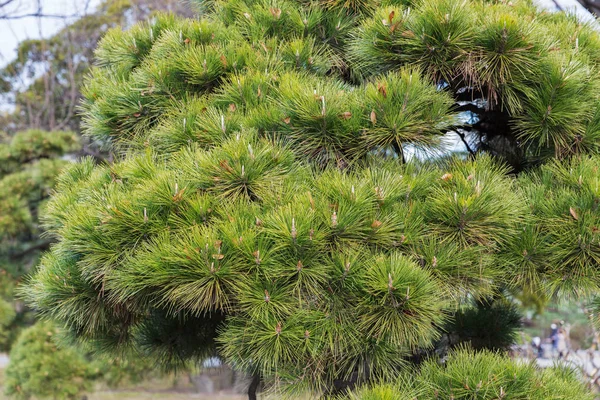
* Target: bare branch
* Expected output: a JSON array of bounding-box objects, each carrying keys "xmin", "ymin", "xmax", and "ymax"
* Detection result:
[{"xmin": 0, "ymin": 12, "xmax": 81, "ymax": 20}]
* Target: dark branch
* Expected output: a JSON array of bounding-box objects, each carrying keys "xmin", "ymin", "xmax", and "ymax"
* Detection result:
[
  {"xmin": 0, "ymin": 0, "xmax": 16, "ymax": 9},
  {"xmin": 456, "ymin": 128, "xmax": 476, "ymax": 157},
  {"xmin": 0, "ymin": 12, "xmax": 81, "ymax": 20},
  {"xmin": 8, "ymin": 239, "xmax": 53, "ymax": 260}
]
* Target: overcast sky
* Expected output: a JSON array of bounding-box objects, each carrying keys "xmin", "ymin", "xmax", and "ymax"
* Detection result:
[{"xmin": 0, "ymin": 0, "xmax": 101, "ymax": 67}]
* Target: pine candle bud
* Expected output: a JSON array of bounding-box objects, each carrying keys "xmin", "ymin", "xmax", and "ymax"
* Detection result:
[
  {"xmin": 264, "ymin": 290, "xmax": 270, "ymax": 303},
  {"xmin": 297, "ymin": 260, "xmax": 303, "ymax": 271},
  {"xmin": 331, "ymin": 211, "xmax": 337, "ymax": 227},
  {"xmin": 291, "ymin": 218, "xmax": 297, "ymax": 240},
  {"xmin": 375, "ymin": 186, "xmax": 384, "ymax": 201},
  {"xmin": 475, "ymin": 180, "xmax": 482, "ymax": 196},
  {"xmin": 253, "ymin": 250, "xmax": 261, "ymax": 265},
  {"xmin": 275, "ymin": 322, "xmax": 282, "ymax": 335}
]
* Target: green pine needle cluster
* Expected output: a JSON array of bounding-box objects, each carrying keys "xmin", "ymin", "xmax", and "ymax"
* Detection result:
[{"xmin": 344, "ymin": 347, "xmax": 594, "ymax": 400}]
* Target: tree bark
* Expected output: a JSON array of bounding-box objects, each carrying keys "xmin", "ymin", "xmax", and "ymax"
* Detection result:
[{"xmin": 248, "ymin": 374, "xmax": 260, "ymax": 400}]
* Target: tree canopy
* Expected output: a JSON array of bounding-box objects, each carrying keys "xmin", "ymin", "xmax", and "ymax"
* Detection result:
[{"xmin": 23, "ymin": 0, "xmax": 600, "ymax": 397}]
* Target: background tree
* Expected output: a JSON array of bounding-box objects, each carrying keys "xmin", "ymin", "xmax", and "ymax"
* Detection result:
[
  {"xmin": 0, "ymin": 129, "xmax": 79, "ymax": 350},
  {"xmin": 23, "ymin": 0, "xmax": 600, "ymax": 398},
  {"xmin": 4, "ymin": 321, "xmax": 91, "ymax": 400},
  {"xmin": 0, "ymin": 0, "xmax": 196, "ymax": 136}
]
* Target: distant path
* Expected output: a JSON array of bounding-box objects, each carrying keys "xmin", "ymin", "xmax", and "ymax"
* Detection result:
[
  {"xmin": 89, "ymin": 393, "xmax": 245, "ymax": 400},
  {"xmin": 0, "ymin": 353, "xmax": 8, "ymax": 368}
]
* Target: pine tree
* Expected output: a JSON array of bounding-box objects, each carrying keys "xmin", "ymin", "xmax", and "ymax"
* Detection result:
[{"xmin": 23, "ymin": 0, "xmax": 600, "ymax": 398}]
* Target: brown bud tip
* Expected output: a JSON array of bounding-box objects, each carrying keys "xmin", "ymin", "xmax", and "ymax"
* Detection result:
[
  {"xmin": 270, "ymin": 7, "xmax": 282, "ymax": 19},
  {"xmin": 370, "ymin": 109, "xmax": 377, "ymax": 125},
  {"xmin": 264, "ymin": 290, "xmax": 270, "ymax": 303},
  {"xmin": 275, "ymin": 321, "xmax": 282, "ymax": 335},
  {"xmin": 570, "ymin": 207, "xmax": 579, "ymax": 221}
]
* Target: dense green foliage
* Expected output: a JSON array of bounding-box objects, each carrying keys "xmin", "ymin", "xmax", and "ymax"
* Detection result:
[
  {"xmin": 445, "ymin": 296, "xmax": 522, "ymax": 352},
  {"xmin": 344, "ymin": 347, "xmax": 594, "ymax": 400},
  {"xmin": 3, "ymin": 320, "xmax": 156, "ymax": 399},
  {"xmin": 22, "ymin": 0, "xmax": 600, "ymax": 397},
  {"xmin": 4, "ymin": 321, "xmax": 91, "ymax": 400},
  {"xmin": 0, "ymin": 129, "xmax": 79, "ymax": 350},
  {"xmin": 0, "ymin": 297, "xmax": 17, "ymax": 349}
]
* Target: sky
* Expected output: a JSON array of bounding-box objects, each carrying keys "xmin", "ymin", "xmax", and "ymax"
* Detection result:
[
  {"xmin": 0, "ymin": 0, "xmax": 595, "ymax": 69},
  {"xmin": 0, "ymin": 0, "xmax": 101, "ymax": 67}
]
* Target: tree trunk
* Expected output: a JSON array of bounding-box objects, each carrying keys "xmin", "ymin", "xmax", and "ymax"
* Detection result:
[{"xmin": 248, "ymin": 374, "xmax": 260, "ymax": 400}]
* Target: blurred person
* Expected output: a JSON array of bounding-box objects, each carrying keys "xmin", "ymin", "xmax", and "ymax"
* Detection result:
[
  {"xmin": 556, "ymin": 329, "xmax": 568, "ymax": 359},
  {"xmin": 550, "ymin": 323, "xmax": 558, "ymax": 356},
  {"xmin": 531, "ymin": 336, "xmax": 542, "ymax": 358}
]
